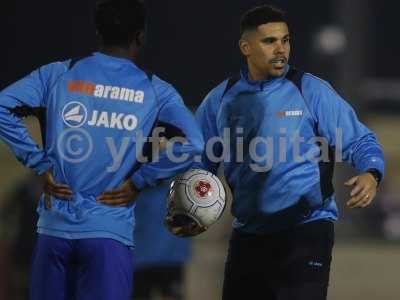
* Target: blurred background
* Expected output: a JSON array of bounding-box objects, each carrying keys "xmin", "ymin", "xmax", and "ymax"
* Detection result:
[{"xmin": 0, "ymin": 0, "xmax": 399, "ymax": 299}]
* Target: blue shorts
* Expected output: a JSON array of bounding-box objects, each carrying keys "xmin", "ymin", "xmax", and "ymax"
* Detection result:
[{"xmin": 30, "ymin": 234, "xmax": 134, "ymax": 300}]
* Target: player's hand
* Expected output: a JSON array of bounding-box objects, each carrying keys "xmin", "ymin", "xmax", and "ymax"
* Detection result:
[
  {"xmin": 41, "ymin": 170, "xmax": 73, "ymax": 209},
  {"xmin": 164, "ymin": 215, "xmax": 206, "ymax": 237},
  {"xmin": 345, "ymin": 173, "xmax": 378, "ymax": 209},
  {"xmin": 97, "ymin": 179, "xmax": 139, "ymax": 207}
]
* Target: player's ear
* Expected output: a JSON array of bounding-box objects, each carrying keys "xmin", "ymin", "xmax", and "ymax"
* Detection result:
[
  {"xmin": 135, "ymin": 30, "xmax": 145, "ymax": 48},
  {"xmin": 239, "ymin": 38, "xmax": 251, "ymax": 56}
]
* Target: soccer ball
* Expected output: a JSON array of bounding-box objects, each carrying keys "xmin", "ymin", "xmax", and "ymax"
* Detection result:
[{"xmin": 166, "ymin": 169, "xmax": 226, "ymax": 233}]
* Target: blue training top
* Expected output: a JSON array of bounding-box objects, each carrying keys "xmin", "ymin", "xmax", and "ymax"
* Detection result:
[
  {"xmin": 195, "ymin": 65, "xmax": 384, "ymax": 234},
  {"xmin": 0, "ymin": 52, "xmax": 204, "ymax": 246}
]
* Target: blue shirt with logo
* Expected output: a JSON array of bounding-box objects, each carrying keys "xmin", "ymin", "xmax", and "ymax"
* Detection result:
[
  {"xmin": 0, "ymin": 52, "xmax": 204, "ymax": 246},
  {"xmin": 195, "ymin": 66, "xmax": 384, "ymax": 234}
]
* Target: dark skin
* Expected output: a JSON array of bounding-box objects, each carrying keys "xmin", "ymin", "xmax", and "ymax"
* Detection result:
[
  {"xmin": 96, "ymin": 179, "xmax": 140, "ymax": 206},
  {"xmin": 98, "ymin": 30, "xmax": 144, "ymax": 63},
  {"xmin": 41, "ymin": 170, "xmax": 73, "ymax": 209},
  {"xmin": 42, "ymin": 30, "xmax": 144, "ymax": 208},
  {"xmin": 41, "ymin": 169, "xmax": 140, "ymax": 208}
]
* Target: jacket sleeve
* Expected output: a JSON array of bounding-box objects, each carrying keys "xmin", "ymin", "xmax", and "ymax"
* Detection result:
[
  {"xmin": 193, "ymin": 81, "xmax": 228, "ymax": 175},
  {"xmin": 131, "ymin": 76, "xmax": 204, "ymax": 189},
  {"xmin": 0, "ymin": 64, "xmax": 58, "ymax": 175},
  {"xmin": 302, "ymin": 74, "xmax": 385, "ymax": 180}
]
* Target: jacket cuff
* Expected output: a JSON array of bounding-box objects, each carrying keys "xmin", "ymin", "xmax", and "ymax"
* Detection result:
[
  {"xmin": 131, "ymin": 172, "xmax": 146, "ymax": 190},
  {"xmin": 34, "ymin": 159, "xmax": 53, "ymax": 175}
]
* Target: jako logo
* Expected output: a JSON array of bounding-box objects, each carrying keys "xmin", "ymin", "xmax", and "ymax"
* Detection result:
[
  {"xmin": 276, "ymin": 110, "xmax": 303, "ymax": 118},
  {"xmin": 62, "ymin": 101, "xmax": 88, "ymax": 128},
  {"xmin": 67, "ymin": 80, "xmax": 144, "ymax": 104},
  {"xmin": 62, "ymin": 101, "xmax": 138, "ymax": 131}
]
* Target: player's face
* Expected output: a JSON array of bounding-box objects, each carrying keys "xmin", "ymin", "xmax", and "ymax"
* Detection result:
[{"xmin": 240, "ymin": 22, "xmax": 290, "ymax": 79}]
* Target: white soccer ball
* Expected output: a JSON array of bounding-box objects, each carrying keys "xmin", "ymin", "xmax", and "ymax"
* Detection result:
[{"xmin": 166, "ymin": 169, "xmax": 226, "ymax": 232}]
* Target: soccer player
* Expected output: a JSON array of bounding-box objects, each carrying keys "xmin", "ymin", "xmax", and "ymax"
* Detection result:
[
  {"xmin": 0, "ymin": 0, "xmax": 203, "ymax": 299},
  {"xmin": 194, "ymin": 5, "xmax": 384, "ymax": 300},
  {"xmin": 132, "ymin": 180, "xmax": 191, "ymax": 300}
]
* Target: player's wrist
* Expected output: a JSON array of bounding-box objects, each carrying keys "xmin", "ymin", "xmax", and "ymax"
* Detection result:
[
  {"xmin": 35, "ymin": 159, "xmax": 53, "ymax": 176},
  {"xmin": 128, "ymin": 179, "xmax": 140, "ymax": 193},
  {"xmin": 366, "ymin": 169, "xmax": 381, "ymax": 186}
]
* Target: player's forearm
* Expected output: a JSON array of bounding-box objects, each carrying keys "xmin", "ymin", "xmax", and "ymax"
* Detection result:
[
  {"xmin": 348, "ymin": 133, "xmax": 385, "ymax": 179},
  {"xmin": 131, "ymin": 141, "xmax": 203, "ymax": 189},
  {"xmin": 0, "ymin": 105, "xmax": 52, "ymax": 175}
]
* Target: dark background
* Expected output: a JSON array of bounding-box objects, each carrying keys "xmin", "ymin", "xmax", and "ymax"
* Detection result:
[
  {"xmin": 0, "ymin": 1, "xmax": 399, "ymax": 299},
  {"xmin": 1, "ymin": 1, "xmax": 399, "ymax": 110},
  {"xmin": 5, "ymin": 0, "xmax": 396, "ymax": 105}
]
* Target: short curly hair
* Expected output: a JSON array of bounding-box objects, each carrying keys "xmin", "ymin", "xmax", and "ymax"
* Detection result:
[
  {"xmin": 240, "ymin": 5, "xmax": 286, "ymax": 36},
  {"xmin": 95, "ymin": 0, "xmax": 146, "ymax": 47}
]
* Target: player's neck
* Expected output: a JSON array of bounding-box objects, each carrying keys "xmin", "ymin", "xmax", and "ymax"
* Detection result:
[
  {"xmin": 247, "ymin": 64, "xmax": 269, "ymax": 81},
  {"xmin": 99, "ymin": 46, "xmax": 140, "ymax": 65}
]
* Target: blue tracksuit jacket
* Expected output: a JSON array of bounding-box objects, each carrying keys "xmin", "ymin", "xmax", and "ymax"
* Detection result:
[
  {"xmin": 133, "ymin": 180, "xmax": 191, "ymax": 269},
  {"xmin": 0, "ymin": 52, "xmax": 204, "ymax": 246},
  {"xmin": 195, "ymin": 65, "xmax": 384, "ymax": 234}
]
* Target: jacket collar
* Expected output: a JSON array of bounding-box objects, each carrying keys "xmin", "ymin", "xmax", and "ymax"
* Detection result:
[
  {"xmin": 92, "ymin": 51, "xmax": 140, "ymax": 69},
  {"xmin": 240, "ymin": 64, "xmax": 290, "ymax": 91}
]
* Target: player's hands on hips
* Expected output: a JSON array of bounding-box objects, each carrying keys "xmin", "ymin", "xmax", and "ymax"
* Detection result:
[
  {"xmin": 164, "ymin": 215, "xmax": 206, "ymax": 237},
  {"xmin": 345, "ymin": 172, "xmax": 378, "ymax": 208},
  {"xmin": 97, "ymin": 179, "xmax": 139, "ymax": 207},
  {"xmin": 41, "ymin": 170, "xmax": 73, "ymax": 209}
]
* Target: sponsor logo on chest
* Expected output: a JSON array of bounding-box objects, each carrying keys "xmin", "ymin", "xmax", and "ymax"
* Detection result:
[
  {"xmin": 67, "ymin": 80, "xmax": 144, "ymax": 104},
  {"xmin": 276, "ymin": 110, "xmax": 303, "ymax": 118},
  {"xmin": 62, "ymin": 101, "xmax": 138, "ymax": 131}
]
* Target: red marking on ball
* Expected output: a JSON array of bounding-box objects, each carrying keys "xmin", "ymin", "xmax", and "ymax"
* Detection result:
[{"xmin": 194, "ymin": 180, "xmax": 212, "ymax": 198}]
